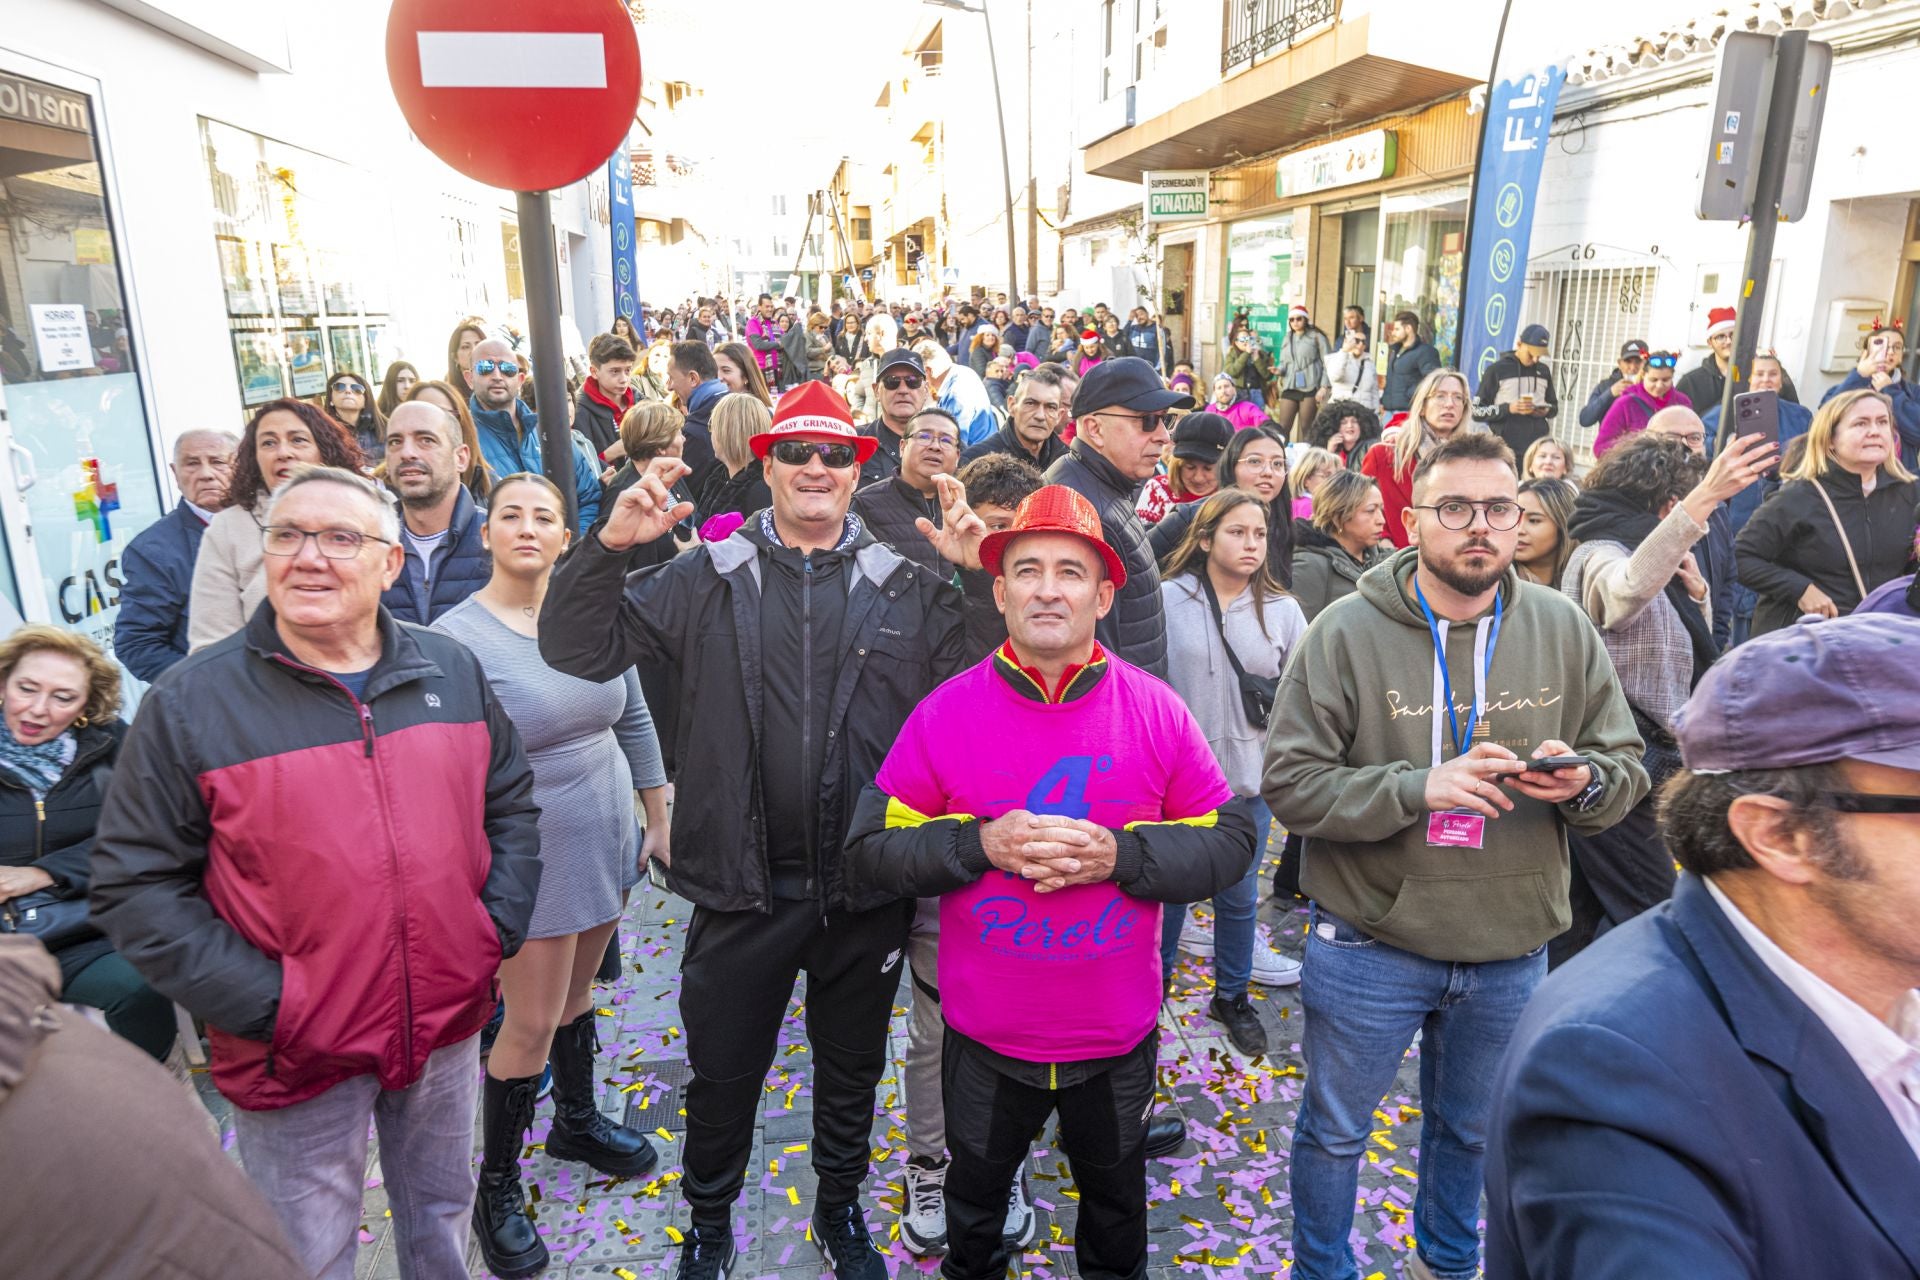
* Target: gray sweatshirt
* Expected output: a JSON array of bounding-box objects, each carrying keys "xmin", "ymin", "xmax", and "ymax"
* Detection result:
[{"xmin": 1161, "ymin": 574, "xmax": 1306, "ymax": 796}]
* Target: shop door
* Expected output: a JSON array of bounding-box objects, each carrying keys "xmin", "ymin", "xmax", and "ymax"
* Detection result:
[
  {"xmin": 1161, "ymin": 240, "xmax": 1192, "ymax": 366},
  {"xmin": 1338, "ymin": 207, "xmax": 1378, "ymax": 338},
  {"xmin": 0, "ymin": 63, "xmax": 164, "ymax": 655}
]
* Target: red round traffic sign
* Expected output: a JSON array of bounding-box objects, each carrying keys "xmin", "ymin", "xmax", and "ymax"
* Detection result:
[{"xmin": 386, "ymin": 0, "xmax": 642, "ymax": 192}]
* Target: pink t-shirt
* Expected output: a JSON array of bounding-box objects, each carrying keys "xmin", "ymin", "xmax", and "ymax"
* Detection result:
[{"xmin": 873, "ymin": 652, "xmax": 1235, "ymax": 1062}]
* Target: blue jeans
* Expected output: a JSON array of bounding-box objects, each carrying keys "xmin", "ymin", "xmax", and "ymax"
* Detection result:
[
  {"xmin": 1162, "ymin": 795, "xmax": 1271, "ymax": 998},
  {"xmin": 1289, "ymin": 907, "xmax": 1546, "ymax": 1280}
]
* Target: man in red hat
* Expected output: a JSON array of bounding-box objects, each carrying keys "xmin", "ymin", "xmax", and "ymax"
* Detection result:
[
  {"xmin": 1677, "ymin": 304, "xmax": 1800, "ymax": 411},
  {"xmin": 846, "ymin": 484, "xmax": 1256, "ymax": 1280},
  {"xmin": 540, "ymin": 380, "xmax": 985, "ymax": 1280}
]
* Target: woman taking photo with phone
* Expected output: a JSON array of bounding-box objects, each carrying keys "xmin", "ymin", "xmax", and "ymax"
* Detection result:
[
  {"xmin": 1736, "ymin": 388, "xmax": 1920, "ymax": 635},
  {"xmin": 1817, "ymin": 324, "xmax": 1920, "ymax": 470},
  {"xmin": 432, "ymin": 473, "xmax": 669, "ymax": 1279},
  {"xmin": 1158, "ymin": 488, "xmax": 1307, "ymax": 1057}
]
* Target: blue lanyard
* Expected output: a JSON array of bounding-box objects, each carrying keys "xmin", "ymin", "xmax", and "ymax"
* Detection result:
[{"xmin": 1413, "ymin": 579, "xmax": 1502, "ymax": 758}]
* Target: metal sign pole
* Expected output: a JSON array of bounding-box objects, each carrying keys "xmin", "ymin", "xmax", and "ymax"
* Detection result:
[
  {"xmin": 1717, "ymin": 30, "xmax": 1808, "ymax": 444},
  {"xmin": 517, "ymin": 189, "xmax": 577, "ymax": 529}
]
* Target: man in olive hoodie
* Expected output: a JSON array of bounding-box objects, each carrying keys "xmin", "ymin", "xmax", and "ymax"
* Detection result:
[{"xmin": 1264, "ymin": 430, "xmax": 1647, "ymax": 1280}]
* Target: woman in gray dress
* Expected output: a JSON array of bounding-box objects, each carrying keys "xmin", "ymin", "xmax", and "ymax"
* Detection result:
[{"xmin": 433, "ymin": 473, "xmax": 670, "ymax": 1279}]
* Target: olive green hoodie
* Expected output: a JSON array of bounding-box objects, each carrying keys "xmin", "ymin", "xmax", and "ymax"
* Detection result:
[{"xmin": 1262, "ymin": 546, "xmax": 1648, "ymax": 962}]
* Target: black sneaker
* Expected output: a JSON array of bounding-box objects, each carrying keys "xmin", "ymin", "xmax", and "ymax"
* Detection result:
[
  {"xmin": 676, "ymin": 1222, "xmax": 736, "ymax": 1280},
  {"xmin": 1208, "ymin": 992, "xmax": 1269, "ymax": 1058},
  {"xmin": 811, "ymin": 1202, "xmax": 886, "ymax": 1279}
]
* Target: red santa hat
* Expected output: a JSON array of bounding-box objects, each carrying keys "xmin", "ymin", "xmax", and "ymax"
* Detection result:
[{"xmin": 1705, "ymin": 306, "xmax": 1737, "ymax": 340}]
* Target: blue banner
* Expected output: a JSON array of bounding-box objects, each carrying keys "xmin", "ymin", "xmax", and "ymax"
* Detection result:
[
  {"xmin": 1461, "ymin": 65, "xmax": 1564, "ymax": 381},
  {"xmin": 607, "ymin": 141, "xmax": 637, "ymax": 334}
]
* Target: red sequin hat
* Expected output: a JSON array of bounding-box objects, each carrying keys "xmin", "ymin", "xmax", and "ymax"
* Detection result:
[{"xmin": 978, "ymin": 485, "xmax": 1128, "ymax": 587}]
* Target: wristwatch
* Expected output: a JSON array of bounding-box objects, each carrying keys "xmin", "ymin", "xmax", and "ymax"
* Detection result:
[{"xmin": 1569, "ymin": 765, "xmax": 1606, "ymax": 814}]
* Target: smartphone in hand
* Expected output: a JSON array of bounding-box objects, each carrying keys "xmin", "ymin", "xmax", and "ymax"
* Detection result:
[{"xmin": 1732, "ymin": 389, "xmax": 1781, "ymax": 474}]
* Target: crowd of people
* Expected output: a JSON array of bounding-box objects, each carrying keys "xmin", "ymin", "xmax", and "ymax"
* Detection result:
[{"xmin": 0, "ymin": 284, "xmax": 1915, "ymax": 1280}]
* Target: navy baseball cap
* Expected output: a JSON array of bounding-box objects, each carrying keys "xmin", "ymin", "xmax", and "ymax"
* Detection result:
[
  {"xmin": 1671, "ymin": 615, "xmax": 1920, "ymax": 773},
  {"xmin": 1519, "ymin": 324, "xmax": 1551, "ymax": 347},
  {"xmin": 876, "ymin": 349, "xmax": 925, "ymax": 380},
  {"xmin": 1071, "ymin": 356, "xmax": 1195, "ymax": 418}
]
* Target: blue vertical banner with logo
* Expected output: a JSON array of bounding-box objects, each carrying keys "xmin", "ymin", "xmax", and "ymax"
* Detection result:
[
  {"xmin": 607, "ymin": 140, "xmax": 637, "ymax": 334},
  {"xmin": 1461, "ymin": 65, "xmax": 1565, "ymax": 381}
]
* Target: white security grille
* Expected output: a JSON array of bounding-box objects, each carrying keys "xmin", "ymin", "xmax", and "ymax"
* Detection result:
[{"xmin": 1522, "ymin": 254, "xmax": 1663, "ymax": 463}]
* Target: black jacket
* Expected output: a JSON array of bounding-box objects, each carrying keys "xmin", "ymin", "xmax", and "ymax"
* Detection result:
[
  {"xmin": 1735, "ymin": 466, "xmax": 1920, "ymax": 635},
  {"xmin": 1382, "ymin": 339, "xmax": 1442, "ymax": 412},
  {"xmin": 857, "ymin": 420, "xmax": 907, "ymax": 486},
  {"xmin": 851, "ymin": 476, "xmax": 946, "ymax": 577},
  {"xmin": 960, "ymin": 420, "xmax": 1068, "ymax": 471},
  {"xmin": 573, "ymin": 386, "xmax": 630, "ymax": 459},
  {"xmin": 1289, "ymin": 524, "xmax": 1386, "ymax": 621},
  {"xmin": 1579, "ymin": 369, "xmax": 1627, "ymax": 429},
  {"xmin": 695, "ymin": 459, "xmax": 773, "ymax": 527},
  {"xmin": 0, "ymin": 720, "xmax": 124, "ymax": 984},
  {"xmin": 538, "ymin": 519, "xmax": 969, "ymax": 913},
  {"xmin": 1472, "ymin": 351, "xmax": 1559, "ymax": 456},
  {"xmin": 1045, "ymin": 443, "xmax": 1167, "ymax": 677},
  {"xmin": 117, "ymin": 500, "xmax": 208, "ymax": 682}
]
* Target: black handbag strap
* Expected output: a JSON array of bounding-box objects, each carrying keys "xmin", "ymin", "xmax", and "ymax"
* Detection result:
[{"xmin": 1197, "ymin": 573, "xmax": 1255, "ymax": 686}]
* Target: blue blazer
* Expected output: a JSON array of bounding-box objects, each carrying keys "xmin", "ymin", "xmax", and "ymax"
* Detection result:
[
  {"xmin": 1487, "ymin": 873, "xmax": 1920, "ymax": 1278},
  {"xmin": 116, "ymin": 499, "xmax": 208, "ymax": 682}
]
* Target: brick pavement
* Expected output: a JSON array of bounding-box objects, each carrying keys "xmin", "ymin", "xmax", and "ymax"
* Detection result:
[{"xmin": 194, "ymin": 875, "xmax": 1431, "ymax": 1280}]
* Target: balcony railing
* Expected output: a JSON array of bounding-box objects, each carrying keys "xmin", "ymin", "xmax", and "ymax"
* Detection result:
[{"xmin": 1222, "ymin": 0, "xmax": 1341, "ymax": 73}]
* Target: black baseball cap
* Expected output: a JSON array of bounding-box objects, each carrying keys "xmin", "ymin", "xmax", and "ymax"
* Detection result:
[
  {"xmin": 1070, "ymin": 356, "xmax": 1195, "ymax": 417},
  {"xmin": 876, "ymin": 349, "xmax": 925, "ymax": 380},
  {"xmin": 1171, "ymin": 411, "xmax": 1232, "ymax": 463},
  {"xmin": 1619, "ymin": 339, "xmax": 1649, "ymax": 359},
  {"xmin": 1519, "ymin": 323, "xmax": 1551, "ymax": 347}
]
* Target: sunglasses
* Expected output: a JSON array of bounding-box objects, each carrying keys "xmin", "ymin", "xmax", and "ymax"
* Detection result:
[
  {"xmin": 770, "ymin": 439, "xmax": 859, "ymax": 469},
  {"xmin": 333, "ymin": 383, "xmax": 366, "ymax": 395},
  {"xmin": 474, "ymin": 359, "xmax": 520, "ymax": 376},
  {"xmin": 881, "ymin": 374, "xmax": 924, "ymax": 390},
  {"xmin": 1645, "ymin": 355, "xmax": 1678, "ymax": 370},
  {"xmin": 1820, "ymin": 792, "xmax": 1920, "ymax": 815}
]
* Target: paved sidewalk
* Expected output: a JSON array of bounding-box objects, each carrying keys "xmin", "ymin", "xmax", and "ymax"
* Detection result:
[{"xmin": 195, "ymin": 872, "xmax": 1430, "ymax": 1279}]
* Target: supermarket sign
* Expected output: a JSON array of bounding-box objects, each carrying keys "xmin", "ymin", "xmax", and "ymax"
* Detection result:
[
  {"xmin": 1143, "ymin": 170, "xmax": 1209, "ymax": 222},
  {"xmin": 1277, "ymin": 129, "xmax": 1398, "ymax": 198}
]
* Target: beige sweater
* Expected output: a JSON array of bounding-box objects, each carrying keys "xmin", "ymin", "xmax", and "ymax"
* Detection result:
[{"xmin": 187, "ymin": 498, "xmax": 268, "ymax": 652}]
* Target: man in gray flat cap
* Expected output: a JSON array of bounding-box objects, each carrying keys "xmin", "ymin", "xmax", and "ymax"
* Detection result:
[{"xmin": 1485, "ymin": 613, "xmax": 1920, "ymax": 1280}]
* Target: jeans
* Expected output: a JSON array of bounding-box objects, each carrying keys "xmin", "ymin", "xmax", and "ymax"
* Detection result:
[
  {"xmin": 1162, "ymin": 795, "xmax": 1271, "ymax": 998},
  {"xmin": 1289, "ymin": 907, "xmax": 1546, "ymax": 1280},
  {"xmin": 232, "ymin": 1034, "xmax": 481, "ymax": 1280}
]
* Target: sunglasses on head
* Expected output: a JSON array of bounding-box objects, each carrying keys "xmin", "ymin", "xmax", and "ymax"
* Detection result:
[
  {"xmin": 474, "ymin": 359, "xmax": 520, "ymax": 376},
  {"xmin": 1646, "ymin": 354, "xmax": 1678, "ymax": 369},
  {"xmin": 881, "ymin": 374, "xmax": 924, "ymax": 390},
  {"xmin": 770, "ymin": 439, "xmax": 859, "ymax": 469}
]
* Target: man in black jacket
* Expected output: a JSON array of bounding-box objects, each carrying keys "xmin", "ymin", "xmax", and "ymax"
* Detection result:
[
  {"xmin": 1382, "ymin": 311, "xmax": 1442, "ymax": 416},
  {"xmin": 1579, "ymin": 339, "xmax": 1649, "ymax": 429},
  {"xmin": 1043, "ymin": 357, "xmax": 1192, "ymax": 680},
  {"xmin": 1473, "ymin": 323, "xmax": 1559, "ymax": 457},
  {"xmin": 539, "ymin": 381, "xmax": 979, "ymax": 1280},
  {"xmin": 852, "ymin": 406, "xmax": 959, "ymax": 576},
  {"xmin": 962, "ymin": 363, "xmax": 1070, "ymax": 470},
  {"xmin": 858, "ymin": 348, "xmax": 932, "ymax": 485}
]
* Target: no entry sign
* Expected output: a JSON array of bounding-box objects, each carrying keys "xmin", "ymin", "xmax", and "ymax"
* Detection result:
[{"xmin": 386, "ymin": 0, "xmax": 642, "ymax": 192}]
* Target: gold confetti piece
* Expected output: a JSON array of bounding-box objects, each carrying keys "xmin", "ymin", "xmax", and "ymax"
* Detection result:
[
  {"xmin": 783, "ymin": 1143, "xmax": 808, "ymax": 1153},
  {"xmin": 655, "ymin": 1127, "xmax": 674, "ymax": 1141},
  {"xmin": 613, "ymin": 1217, "xmax": 630, "ymax": 1233},
  {"xmin": 664, "ymin": 1225, "xmax": 684, "ymax": 1244},
  {"xmin": 596, "ymin": 1007, "xmax": 614, "ymax": 1017},
  {"xmin": 615, "ymin": 1270, "xmax": 637, "ymax": 1280},
  {"xmin": 788, "ymin": 1186, "xmax": 801, "ymax": 1206}
]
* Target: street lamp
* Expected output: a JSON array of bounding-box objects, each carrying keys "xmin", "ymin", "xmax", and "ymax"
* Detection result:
[{"xmin": 924, "ymin": 0, "xmax": 1020, "ymax": 306}]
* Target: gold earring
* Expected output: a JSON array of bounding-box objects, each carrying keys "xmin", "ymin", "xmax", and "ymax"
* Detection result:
[{"xmin": 76, "ymin": 714, "xmax": 89, "ymax": 727}]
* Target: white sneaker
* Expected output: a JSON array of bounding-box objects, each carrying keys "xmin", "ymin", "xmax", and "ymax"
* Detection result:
[
  {"xmin": 1250, "ymin": 929, "xmax": 1303, "ymax": 987},
  {"xmin": 898, "ymin": 1155, "xmax": 948, "ymax": 1255},
  {"xmin": 1003, "ymin": 1165, "xmax": 1037, "ymax": 1251},
  {"xmin": 1177, "ymin": 910, "xmax": 1215, "ymax": 957}
]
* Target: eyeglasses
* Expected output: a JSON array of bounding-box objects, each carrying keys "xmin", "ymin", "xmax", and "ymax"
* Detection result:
[
  {"xmin": 474, "ymin": 359, "xmax": 521, "ymax": 377},
  {"xmin": 1646, "ymin": 354, "xmax": 1678, "ymax": 369},
  {"xmin": 1414, "ymin": 500, "xmax": 1522, "ymax": 530},
  {"xmin": 881, "ymin": 374, "xmax": 924, "ymax": 390},
  {"xmin": 334, "ymin": 383, "xmax": 366, "ymax": 395},
  {"xmin": 1427, "ymin": 391, "xmax": 1468, "ymax": 404},
  {"xmin": 1819, "ymin": 792, "xmax": 1920, "ymax": 815},
  {"xmin": 1236, "ymin": 458, "xmax": 1286, "ymax": 474},
  {"xmin": 769, "ymin": 439, "xmax": 859, "ymax": 469},
  {"xmin": 1665, "ymin": 431, "xmax": 1707, "ymax": 448},
  {"xmin": 907, "ymin": 430, "xmax": 957, "ymax": 450},
  {"xmin": 262, "ymin": 525, "xmax": 391, "ymax": 558},
  {"xmin": 1100, "ymin": 410, "xmax": 1167, "ymax": 433}
]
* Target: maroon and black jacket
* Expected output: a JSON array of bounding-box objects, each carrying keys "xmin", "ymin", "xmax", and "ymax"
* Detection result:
[{"xmin": 90, "ymin": 603, "xmax": 542, "ymax": 1111}]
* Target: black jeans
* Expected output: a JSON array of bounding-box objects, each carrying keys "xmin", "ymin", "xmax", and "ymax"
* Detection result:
[
  {"xmin": 1552, "ymin": 793, "xmax": 1675, "ymax": 968},
  {"xmin": 940, "ymin": 1029, "xmax": 1155, "ymax": 1280},
  {"xmin": 678, "ymin": 896, "xmax": 910, "ymax": 1226}
]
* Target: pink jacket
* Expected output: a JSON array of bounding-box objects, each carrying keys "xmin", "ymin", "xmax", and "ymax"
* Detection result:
[{"xmin": 1595, "ymin": 383, "xmax": 1692, "ymax": 457}]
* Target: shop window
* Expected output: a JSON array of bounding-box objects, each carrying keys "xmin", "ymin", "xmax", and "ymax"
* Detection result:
[
  {"xmin": 0, "ymin": 69, "xmax": 165, "ymax": 648},
  {"xmin": 1225, "ymin": 213, "xmax": 1299, "ymax": 355},
  {"xmin": 202, "ymin": 119, "xmax": 397, "ymax": 412},
  {"xmin": 1379, "ymin": 185, "xmax": 1468, "ymax": 370}
]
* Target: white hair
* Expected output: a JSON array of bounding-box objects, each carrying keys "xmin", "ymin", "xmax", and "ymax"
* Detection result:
[
  {"xmin": 173, "ymin": 429, "xmax": 239, "ymax": 463},
  {"xmin": 265, "ymin": 465, "xmax": 400, "ymax": 543}
]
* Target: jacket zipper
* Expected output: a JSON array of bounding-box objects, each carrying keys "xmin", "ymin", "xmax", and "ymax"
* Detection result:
[
  {"xmin": 802, "ymin": 553, "xmax": 820, "ymax": 917},
  {"xmin": 33, "ymin": 799, "xmax": 43, "ymax": 861}
]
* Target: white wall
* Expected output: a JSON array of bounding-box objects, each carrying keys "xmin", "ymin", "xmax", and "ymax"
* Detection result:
[{"xmin": 1526, "ymin": 33, "xmax": 1920, "ymax": 400}]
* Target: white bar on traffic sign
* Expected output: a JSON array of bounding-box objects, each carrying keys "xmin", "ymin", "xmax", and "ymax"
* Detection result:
[{"xmin": 417, "ymin": 32, "xmax": 607, "ymax": 89}]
